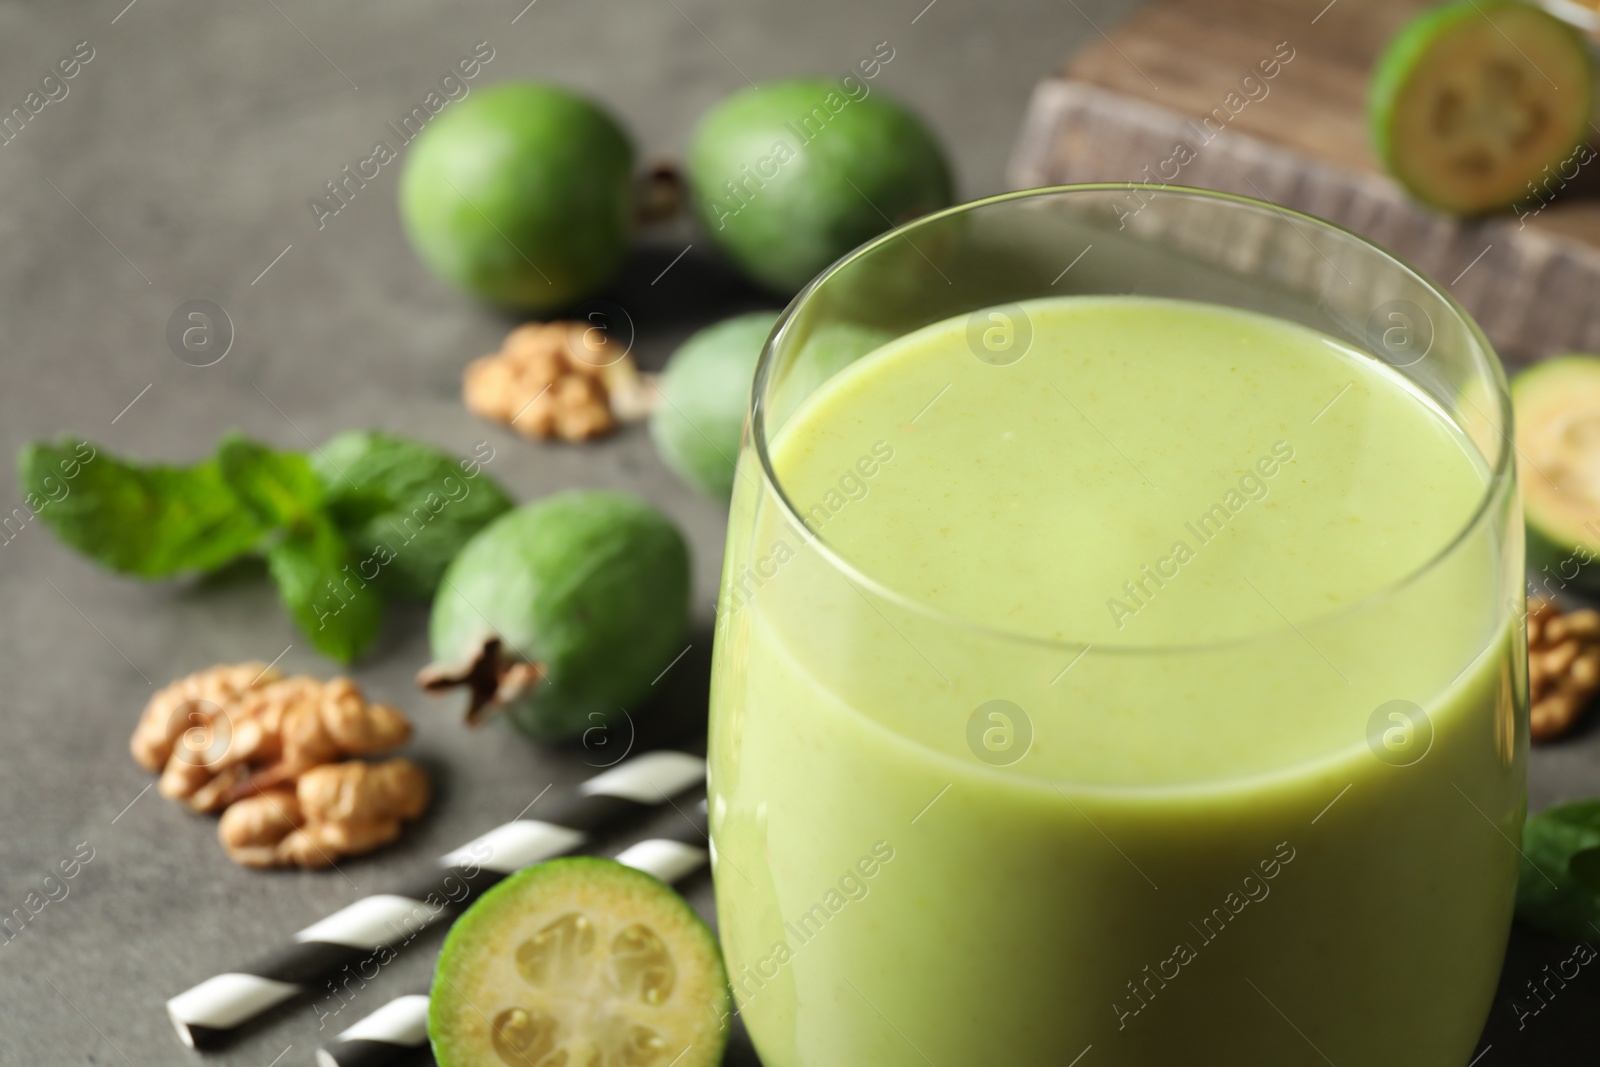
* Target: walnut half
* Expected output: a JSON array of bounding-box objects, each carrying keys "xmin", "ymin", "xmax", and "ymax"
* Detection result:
[
  {"xmin": 218, "ymin": 759, "xmax": 431, "ymax": 869},
  {"xmin": 1529, "ymin": 597, "xmax": 1600, "ymax": 742},
  {"xmin": 463, "ymin": 321, "xmax": 656, "ymax": 443},
  {"xmin": 132, "ymin": 664, "xmax": 430, "ymax": 868}
]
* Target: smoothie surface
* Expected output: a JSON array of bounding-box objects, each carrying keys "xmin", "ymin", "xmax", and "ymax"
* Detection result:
[
  {"xmin": 769, "ymin": 295, "xmax": 1489, "ymax": 649},
  {"xmin": 759, "ymin": 296, "xmax": 1500, "ymax": 785}
]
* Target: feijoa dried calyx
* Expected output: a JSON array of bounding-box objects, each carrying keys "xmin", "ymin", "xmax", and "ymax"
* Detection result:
[
  {"xmin": 429, "ymin": 856, "xmax": 730, "ymax": 1067},
  {"xmin": 421, "ymin": 491, "xmax": 691, "ymax": 741}
]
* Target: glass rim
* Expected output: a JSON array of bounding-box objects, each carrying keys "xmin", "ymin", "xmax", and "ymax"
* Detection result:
[{"xmin": 748, "ymin": 183, "xmax": 1515, "ymax": 657}]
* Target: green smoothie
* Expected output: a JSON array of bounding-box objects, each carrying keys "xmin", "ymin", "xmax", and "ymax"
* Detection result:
[{"xmin": 708, "ymin": 296, "xmax": 1524, "ymax": 1066}]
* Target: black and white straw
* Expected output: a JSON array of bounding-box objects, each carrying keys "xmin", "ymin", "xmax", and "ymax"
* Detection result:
[
  {"xmin": 314, "ymin": 805, "xmax": 712, "ymax": 1067},
  {"xmin": 166, "ymin": 749, "xmax": 706, "ymax": 1049}
]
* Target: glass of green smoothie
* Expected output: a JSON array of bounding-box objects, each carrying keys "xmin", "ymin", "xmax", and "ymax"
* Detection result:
[{"xmin": 708, "ymin": 185, "xmax": 1525, "ymax": 1067}]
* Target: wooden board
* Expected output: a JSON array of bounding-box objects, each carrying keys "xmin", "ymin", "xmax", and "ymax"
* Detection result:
[{"xmin": 1007, "ymin": 0, "xmax": 1600, "ymax": 359}]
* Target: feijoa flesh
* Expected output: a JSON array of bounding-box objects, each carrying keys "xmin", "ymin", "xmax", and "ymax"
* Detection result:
[
  {"xmin": 1370, "ymin": 0, "xmax": 1595, "ymax": 214},
  {"xmin": 1515, "ymin": 355, "xmax": 1600, "ymax": 588},
  {"xmin": 429, "ymin": 856, "xmax": 730, "ymax": 1067},
  {"xmin": 422, "ymin": 491, "xmax": 690, "ymax": 741}
]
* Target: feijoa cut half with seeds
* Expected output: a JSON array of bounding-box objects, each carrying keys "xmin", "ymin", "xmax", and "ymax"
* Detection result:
[
  {"xmin": 1515, "ymin": 354, "xmax": 1600, "ymax": 587},
  {"xmin": 429, "ymin": 856, "xmax": 730, "ymax": 1067},
  {"xmin": 422, "ymin": 491, "xmax": 691, "ymax": 741},
  {"xmin": 1370, "ymin": 0, "xmax": 1595, "ymax": 214}
]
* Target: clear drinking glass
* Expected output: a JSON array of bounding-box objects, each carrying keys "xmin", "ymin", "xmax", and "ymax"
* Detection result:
[{"xmin": 707, "ymin": 186, "xmax": 1525, "ymax": 1067}]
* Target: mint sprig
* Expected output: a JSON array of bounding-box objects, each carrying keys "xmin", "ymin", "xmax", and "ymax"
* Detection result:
[
  {"xmin": 216, "ymin": 434, "xmax": 325, "ymax": 528},
  {"xmin": 1518, "ymin": 799, "xmax": 1600, "ymax": 940},
  {"xmin": 18, "ymin": 441, "xmax": 268, "ymax": 578},
  {"xmin": 266, "ymin": 515, "xmax": 384, "ymax": 665},
  {"xmin": 313, "ymin": 431, "xmax": 511, "ymax": 601},
  {"xmin": 18, "ymin": 431, "xmax": 510, "ymax": 663}
]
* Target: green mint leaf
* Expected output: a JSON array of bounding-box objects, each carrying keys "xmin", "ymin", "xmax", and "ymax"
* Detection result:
[
  {"xmin": 1517, "ymin": 799, "xmax": 1600, "ymax": 939},
  {"xmin": 17, "ymin": 438, "xmax": 266, "ymax": 577},
  {"xmin": 265, "ymin": 515, "xmax": 384, "ymax": 664},
  {"xmin": 215, "ymin": 433, "xmax": 323, "ymax": 528},
  {"xmin": 1569, "ymin": 846, "xmax": 1600, "ymax": 895},
  {"xmin": 310, "ymin": 431, "xmax": 512, "ymax": 600}
]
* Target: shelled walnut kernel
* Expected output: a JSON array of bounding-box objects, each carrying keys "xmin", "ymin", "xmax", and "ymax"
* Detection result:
[
  {"xmin": 131, "ymin": 664, "xmax": 429, "ymax": 867},
  {"xmin": 1529, "ymin": 597, "xmax": 1600, "ymax": 742},
  {"xmin": 463, "ymin": 322, "xmax": 654, "ymax": 443}
]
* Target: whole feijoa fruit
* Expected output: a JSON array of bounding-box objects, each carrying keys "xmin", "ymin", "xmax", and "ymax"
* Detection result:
[
  {"xmin": 651, "ymin": 311, "xmax": 779, "ymax": 500},
  {"xmin": 422, "ymin": 491, "xmax": 690, "ymax": 741},
  {"xmin": 400, "ymin": 82, "xmax": 634, "ymax": 311},
  {"xmin": 687, "ymin": 79, "xmax": 954, "ymax": 292},
  {"xmin": 651, "ymin": 314, "xmax": 893, "ymax": 499}
]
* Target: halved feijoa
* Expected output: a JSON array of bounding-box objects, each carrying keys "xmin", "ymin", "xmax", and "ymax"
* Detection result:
[
  {"xmin": 1370, "ymin": 0, "xmax": 1595, "ymax": 214},
  {"xmin": 430, "ymin": 857, "xmax": 729, "ymax": 1067},
  {"xmin": 1515, "ymin": 355, "xmax": 1600, "ymax": 586}
]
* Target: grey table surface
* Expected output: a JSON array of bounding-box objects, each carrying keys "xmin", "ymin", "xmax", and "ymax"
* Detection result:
[{"xmin": 1, "ymin": 0, "xmax": 1596, "ymax": 1065}]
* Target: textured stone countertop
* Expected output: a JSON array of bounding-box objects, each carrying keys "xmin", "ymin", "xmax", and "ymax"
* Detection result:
[{"xmin": 0, "ymin": 0, "xmax": 1592, "ymax": 1064}]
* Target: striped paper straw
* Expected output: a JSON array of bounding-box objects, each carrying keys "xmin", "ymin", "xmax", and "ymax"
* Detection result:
[
  {"xmin": 166, "ymin": 749, "xmax": 706, "ymax": 1049},
  {"xmin": 314, "ymin": 805, "xmax": 711, "ymax": 1067}
]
